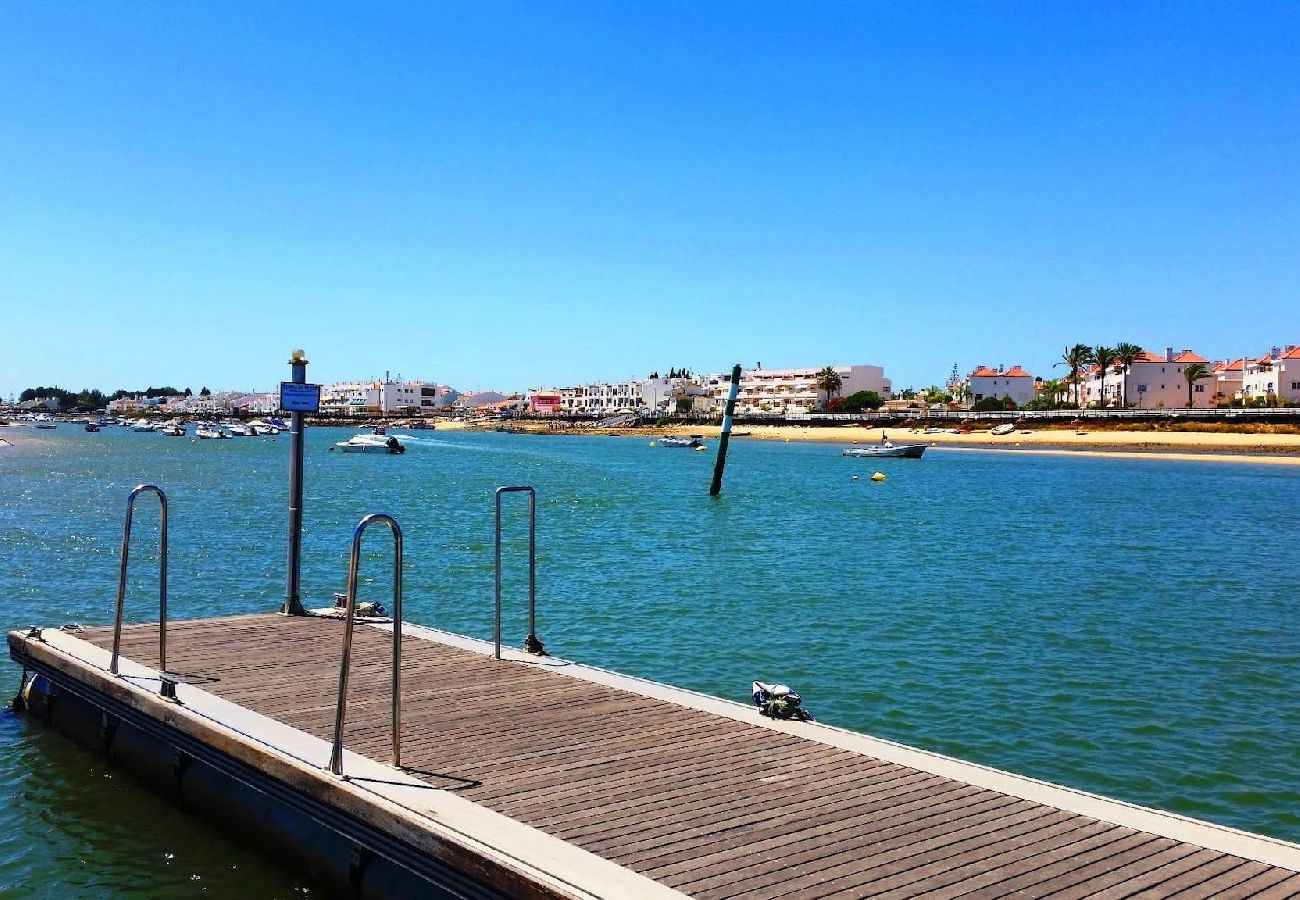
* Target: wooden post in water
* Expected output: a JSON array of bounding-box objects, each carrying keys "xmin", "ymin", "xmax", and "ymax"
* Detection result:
[{"xmin": 710, "ymin": 364, "xmax": 742, "ymax": 497}]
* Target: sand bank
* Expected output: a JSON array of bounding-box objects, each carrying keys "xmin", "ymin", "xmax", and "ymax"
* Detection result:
[{"xmin": 645, "ymin": 423, "xmax": 1300, "ymax": 464}]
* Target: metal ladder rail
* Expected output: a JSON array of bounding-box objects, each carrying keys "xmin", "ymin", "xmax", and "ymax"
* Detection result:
[
  {"xmin": 494, "ymin": 485, "xmax": 542, "ymax": 660},
  {"xmin": 110, "ymin": 485, "xmax": 168, "ymax": 675},
  {"xmin": 328, "ymin": 513, "xmax": 403, "ymax": 777}
]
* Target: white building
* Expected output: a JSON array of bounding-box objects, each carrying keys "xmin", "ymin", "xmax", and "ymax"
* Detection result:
[
  {"xmin": 702, "ymin": 364, "xmax": 891, "ymax": 415},
  {"xmin": 1243, "ymin": 345, "xmax": 1300, "ymax": 404},
  {"xmin": 321, "ymin": 380, "xmax": 452, "ymax": 415},
  {"xmin": 968, "ymin": 365, "xmax": 1036, "ymax": 407},
  {"xmin": 558, "ymin": 380, "xmax": 643, "ymax": 415},
  {"xmin": 1081, "ymin": 348, "xmax": 1212, "ymax": 409}
]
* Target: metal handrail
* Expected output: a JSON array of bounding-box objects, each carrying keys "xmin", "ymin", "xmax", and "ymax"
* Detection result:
[
  {"xmin": 110, "ymin": 485, "xmax": 168, "ymax": 675},
  {"xmin": 494, "ymin": 485, "xmax": 541, "ymax": 660},
  {"xmin": 328, "ymin": 513, "xmax": 403, "ymax": 777}
]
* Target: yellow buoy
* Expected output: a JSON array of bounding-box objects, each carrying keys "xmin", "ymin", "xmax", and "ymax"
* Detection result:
[
  {"xmin": 649, "ymin": 441, "xmax": 657, "ymax": 447},
  {"xmin": 871, "ymin": 472, "xmax": 886, "ymax": 482},
  {"xmin": 694, "ymin": 445, "xmax": 706, "ymax": 452}
]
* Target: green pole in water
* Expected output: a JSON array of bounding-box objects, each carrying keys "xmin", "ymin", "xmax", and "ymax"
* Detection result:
[
  {"xmin": 710, "ymin": 364, "xmax": 742, "ymax": 496},
  {"xmin": 282, "ymin": 349, "xmax": 308, "ymax": 616}
]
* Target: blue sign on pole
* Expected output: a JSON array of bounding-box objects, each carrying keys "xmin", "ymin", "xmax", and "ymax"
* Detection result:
[{"xmin": 279, "ymin": 382, "xmax": 321, "ymax": 413}]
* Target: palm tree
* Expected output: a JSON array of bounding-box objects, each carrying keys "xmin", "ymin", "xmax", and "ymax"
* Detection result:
[
  {"xmin": 814, "ymin": 366, "xmax": 843, "ymax": 409},
  {"xmin": 1093, "ymin": 346, "xmax": 1117, "ymax": 409},
  {"xmin": 1039, "ymin": 378, "xmax": 1065, "ymax": 406},
  {"xmin": 1183, "ymin": 363, "xmax": 1209, "ymax": 408},
  {"xmin": 1054, "ymin": 344, "xmax": 1094, "ymax": 408},
  {"xmin": 1114, "ymin": 342, "xmax": 1144, "ymax": 407}
]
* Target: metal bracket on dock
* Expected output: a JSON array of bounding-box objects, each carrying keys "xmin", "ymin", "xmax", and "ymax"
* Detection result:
[
  {"xmin": 494, "ymin": 486, "xmax": 544, "ymax": 660},
  {"xmin": 159, "ymin": 674, "xmax": 180, "ymax": 702},
  {"xmin": 328, "ymin": 513, "xmax": 404, "ymax": 777},
  {"xmin": 110, "ymin": 485, "xmax": 169, "ymax": 675}
]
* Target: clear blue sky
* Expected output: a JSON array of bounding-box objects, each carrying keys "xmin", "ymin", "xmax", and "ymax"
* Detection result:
[{"xmin": 2, "ymin": 2, "xmax": 1297, "ymax": 398}]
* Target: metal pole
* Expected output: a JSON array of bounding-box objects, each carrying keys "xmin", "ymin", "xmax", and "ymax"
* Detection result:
[
  {"xmin": 494, "ymin": 491, "xmax": 503, "ymax": 660},
  {"xmin": 110, "ymin": 485, "xmax": 168, "ymax": 675},
  {"xmin": 283, "ymin": 350, "xmax": 308, "ymax": 615},
  {"xmin": 527, "ymin": 489, "xmax": 536, "ymax": 642},
  {"xmin": 710, "ymin": 364, "xmax": 743, "ymax": 497}
]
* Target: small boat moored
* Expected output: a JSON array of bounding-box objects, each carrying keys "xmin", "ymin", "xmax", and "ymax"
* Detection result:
[
  {"xmin": 659, "ymin": 436, "xmax": 704, "ymax": 448},
  {"xmin": 334, "ymin": 434, "xmax": 406, "ymax": 454},
  {"xmin": 842, "ymin": 441, "xmax": 926, "ymax": 459},
  {"xmin": 990, "ymin": 423, "xmax": 1017, "ymax": 436}
]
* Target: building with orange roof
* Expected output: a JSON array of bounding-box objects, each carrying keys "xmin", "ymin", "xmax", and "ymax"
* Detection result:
[
  {"xmin": 1081, "ymin": 347, "xmax": 1214, "ymax": 409},
  {"xmin": 1243, "ymin": 345, "xmax": 1300, "ymax": 404},
  {"xmin": 968, "ymin": 364, "xmax": 1035, "ymax": 407},
  {"xmin": 1211, "ymin": 358, "xmax": 1246, "ymax": 404}
]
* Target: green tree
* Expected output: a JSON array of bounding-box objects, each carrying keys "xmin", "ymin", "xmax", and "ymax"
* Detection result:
[
  {"xmin": 841, "ymin": 390, "xmax": 884, "ymax": 412},
  {"xmin": 923, "ymin": 385, "xmax": 951, "ymax": 406},
  {"xmin": 814, "ymin": 366, "xmax": 843, "ymax": 408},
  {"xmin": 1093, "ymin": 346, "xmax": 1117, "ymax": 408},
  {"xmin": 1183, "ymin": 363, "xmax": 1209, "ymax": 408},
  {"xmin": 1054, "ymin": 344, "xmax": 1095, "ymax": 408},
  {"xmin": 1114, "ymin": 342, "xmax": 1144, "ymax": 407}
]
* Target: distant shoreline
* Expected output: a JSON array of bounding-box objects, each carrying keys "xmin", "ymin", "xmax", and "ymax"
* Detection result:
[
  {"xmin": 7, "ymin": 417, "xmax": 1300, "ymax": 465},
  {"xmin": 482, "ymin": 420, "xmax": 1300, "ymax": 464}
]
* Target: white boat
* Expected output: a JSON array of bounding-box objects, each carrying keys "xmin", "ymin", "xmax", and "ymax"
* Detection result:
[
  {"xmin": 333, "ymin": 434, "xmax": 406, "ymax": 454},
  {"xmin": 195, "ymin": 425, "xmax": 229, "ymax": 440},
  {"xmin": 660, "ymin": 437, "xmax": 705, "ymax": 448},
  {"xmin": 130, "ymin": 419, "xmax": 156, "ymax": 432},
  {"xmin": 225, "ymin": 422, "xmax": 255, "ymax": 436},
  {"xmin": 842, "ymin": 441, "xmax": 926, "ymax": 459},
  {"xmin": 990, "ymin": 423, "xmax": 1017, "ymax": 436},
  {"xmin": 249, "ymin": 420, "xmax": 280, "ymax": 435},
  {"xmin": 160, "ymin": 424, "xmax": 187, "ymax": 437},
  {"xmin": 33, "ymin": 421, "xmax": 57, "ymax": 429}
]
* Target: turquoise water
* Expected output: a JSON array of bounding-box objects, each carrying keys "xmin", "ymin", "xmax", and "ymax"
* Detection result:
[{"xmin": 1, "ymin": 426, "xmax": 1299, "ymax": 894}]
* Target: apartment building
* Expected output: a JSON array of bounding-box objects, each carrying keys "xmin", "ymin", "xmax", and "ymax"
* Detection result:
[
  {"xmin": 1080, "ymin": 348, "xmax": 1211, "ymax": 409},
  {"xmin": 704, "ymin": 364, "xmax": 892, "ymax": 415},
  {"xmin": 1243, "ymin": 345, "xmax": 1300, "ymax": 404},
  {"xmin": 321, "ymin": 380, "xmax": 451, "ymax": 415}
]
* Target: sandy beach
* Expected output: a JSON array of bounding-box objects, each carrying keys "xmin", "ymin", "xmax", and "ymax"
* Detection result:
[{"xmin": 452, "ymin": 419, "xmax": 1300, "ymax": 465}]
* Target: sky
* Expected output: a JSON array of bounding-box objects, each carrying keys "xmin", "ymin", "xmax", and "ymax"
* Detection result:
[{"xmin": 1, "ymin": 2, "xmax": 1297, "ymax": 398}]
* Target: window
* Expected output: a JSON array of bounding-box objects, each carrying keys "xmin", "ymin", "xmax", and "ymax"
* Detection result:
[
  {"xmin": 1292, "ymin": 382, "xmax": 1300, "ymax": 390},
  {"xmin": 1195, "ymin": 385, "xmax": 1205, "ymax": 393}
]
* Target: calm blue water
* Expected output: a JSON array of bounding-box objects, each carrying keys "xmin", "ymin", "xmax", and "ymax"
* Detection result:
[{"xmin": 1, "ymin": 426, "xmax": 1298, "ymax": 894}]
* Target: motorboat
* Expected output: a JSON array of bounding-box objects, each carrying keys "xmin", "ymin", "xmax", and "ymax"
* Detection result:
[
  {"xmin": 195, "ymin": 424, "xmax": 229, "ymax": 440},
  {"xmin": 990, "ymin": 423, "xmax": 1017, "ymax": 436},
  {"xmin": 659, "ymin": 437, "xmax": 704, "ymax": 448},
  {"xmin": 842, "ymin": 440, "xmax": 926, "ymax": 459},
  {"xmin": 33, "ymin": 418, "xmax": 58, "ymax": 430},
  {"xmin": 225, "ymin": 422, "xmax": 255, "ymax": 437},
  {"xmin": 334, "ymin": 434, "xmax": 406, "ymax": 454},
  {"xmin": 130, "ymin": 420, "xmax": 156, "ymax": 432},
  {"xmin": 84, "ymin": 422, "xmax": 101, "ymax": 432},
  {"xmin": 160, "ymin": 423, "xmax": 187, "ymax": 437},
  {"xmin": 249, "ymin": 421, "xmax": 280, "ymax": 436}
]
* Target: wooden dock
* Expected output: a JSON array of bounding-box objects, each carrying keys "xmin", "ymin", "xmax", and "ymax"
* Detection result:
[{"xmin": 11, "ymin": 613, "xmax": 1300, "ymax": 898}]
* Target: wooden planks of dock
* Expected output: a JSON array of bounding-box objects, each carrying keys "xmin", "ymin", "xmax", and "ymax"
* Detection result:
[{"xmin": 51, "ymin": 613, "xmax": 1300, "ymax": 897}]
